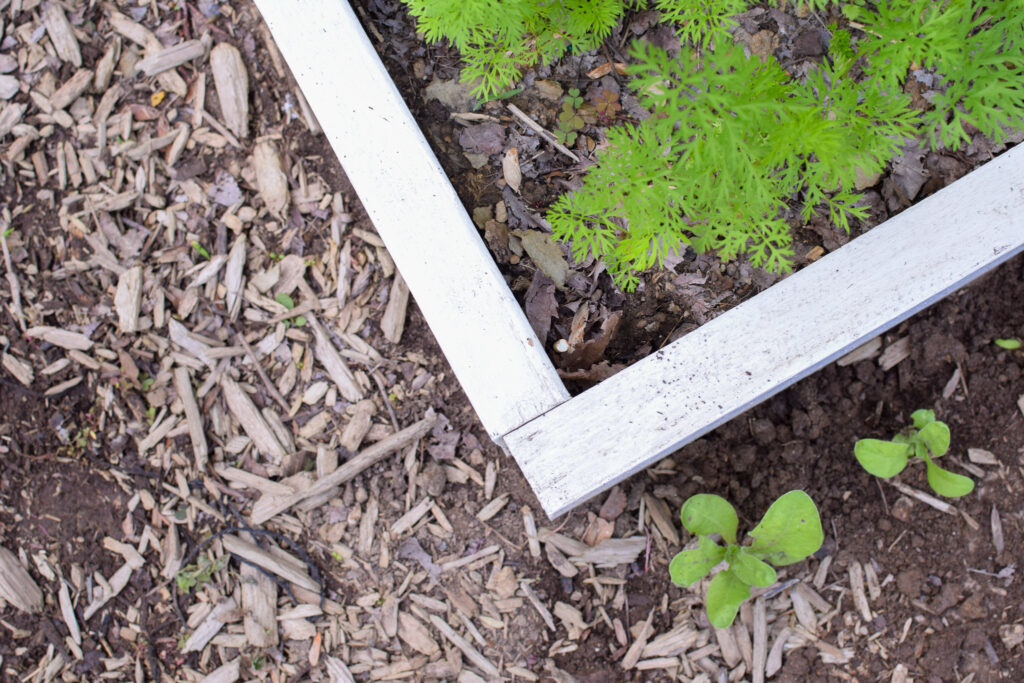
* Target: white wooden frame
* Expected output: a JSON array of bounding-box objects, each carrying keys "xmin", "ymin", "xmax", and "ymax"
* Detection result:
[{"xmin": 256, "ymin": 0, "xmax": 1024, "ymax": 518}]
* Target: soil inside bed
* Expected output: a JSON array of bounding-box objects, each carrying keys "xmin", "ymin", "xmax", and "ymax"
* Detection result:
[{"xmin": 353, "ymin": 0, "xmax": 1023, "ymax": 392}]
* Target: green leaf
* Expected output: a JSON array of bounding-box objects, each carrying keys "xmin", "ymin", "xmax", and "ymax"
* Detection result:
[
  {"xmin": 669, "ymin": 536, "xmax": 726, "ymax": 587},
  {"xmin": 705, "ymin": 569, "xmax": 750, "ymax": 629},
  {"xmin": 680, "ymin": 494, "xmax": 739, "ymax": 544},
  {"xmin": 293, "ymin": 315, "xmax": 307, "ymax": 327},
  {"xmin": 731, "ymin": 548, "xmax": 777, "ymax": 587},
  {"xmin": 747, "ymin": 490, "xmax": 824, "ymax": 566},
  {"xmin": 924, "ymin": 457, "xmax": 974, "ymax": 498},
  {"xmin": 910, "ymin": 409, "xmax": 935, "ymax": 429},
  {"xmin": 916, "ymin": 421, "xmax": 950, "ymax": 458},
  {"xmin": 854, "ymin": 439, "xmax": 911, "ymax": 478},
  {"xmin": 994, "ymin": 338, "xmax": 1022, "ymax": 350},
  {"xmin": 275, "ymin": 293, "xmax": 296, "ymax": 310}
]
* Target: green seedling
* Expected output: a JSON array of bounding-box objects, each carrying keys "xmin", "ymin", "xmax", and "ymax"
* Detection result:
[
  {"xmin": 275, "ymin": 293, "xmax": 307, "ymax": 327},
  {"xmin": 994, "ymin": 338, "xmax": 1022, "ymax": 350},
  {"xmin": 670, "ymin": 490, "xmax": 823, "ymax": 628},
  {"xmin": 191, "ymin": 241, "xmax": 211, "ymax": 260},
  {"xmin": 854, "ymin": 410, "xmax": 974, "ymax": 498},
  {"xmin": 176, "ymin": 553, "xmax": 228, "ymax": 593},
  {"xmin": 555, "ymin": 88, "xmax": 586, "ymax": 147}
]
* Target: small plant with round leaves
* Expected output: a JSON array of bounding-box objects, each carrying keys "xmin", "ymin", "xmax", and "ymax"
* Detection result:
[
  {"xmin": 854, "ymin": 409, "xmax": 973, "ymax": 498},
  {"xmin": 669, "ymin": 490, "xmax": 824, "ymax": 628}
]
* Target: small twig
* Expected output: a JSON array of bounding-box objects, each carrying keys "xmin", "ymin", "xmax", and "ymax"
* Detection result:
[
  {"xmin": 236, "ymin": 332, "xmax": 291, "ymax": 414},
  {"xmin": 874, "ymin": 477, "xmax": 889, "ymax": 516},
  {"xmin": 196, "ymin": 106, "xmax": 242, "ymax": 148},
  {"xmin": 371, "ymin": 369, "xmax": 400, "ymax": 432},
  {"xmin": 507, "ymin": 103, "xmax": 581, "ymax": 163},
  {"xmin": 1, "ymin": 227, "xmax": 26, "ymax": 332}
]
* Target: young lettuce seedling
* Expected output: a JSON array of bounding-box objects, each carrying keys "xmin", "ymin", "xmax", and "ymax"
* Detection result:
[
  {"xmin": 854, "ymin": 409, "xmax": 974, "ymax": 498},
  {"xmin": 669, "ymin": 491, "xmax": 824, "ymax": 628}
]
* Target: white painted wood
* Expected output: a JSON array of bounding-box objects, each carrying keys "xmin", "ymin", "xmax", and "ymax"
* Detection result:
[
  {"xmin": 505, "ymin": 144, "xmax": 1024, "ymax": 518},
  {"xmin": 253, "ymin": 0, "xmax": 569, "ymax": 439}
]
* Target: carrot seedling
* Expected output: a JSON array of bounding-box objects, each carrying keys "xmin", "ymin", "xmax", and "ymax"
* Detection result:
[
  {"xmin": 670, "ymin": 490, "xmax": 823, "ymax": 628},
  {"xmin": 854, "ymin": 409, "xmax": 974, "ymax": 498}
]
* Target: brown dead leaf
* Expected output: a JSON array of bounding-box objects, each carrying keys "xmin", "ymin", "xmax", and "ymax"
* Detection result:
[
  {"xmin": 524, "ymin": 271, "xmax": 557, "ymax": 344},
  {"xmin": 514, "ymin": 229, "xmax": 570, "ymax": 288}
]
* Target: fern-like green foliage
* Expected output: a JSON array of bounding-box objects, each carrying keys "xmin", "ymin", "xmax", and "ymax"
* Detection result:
[
  {"xmin": 403, "ymin": 0, "xmax": 631, "ymax": 100},
  {"xmin": 845, "ymin": 0, "xmax": 1024, "ymax": 149},
  {"xmin": 548, "ymin": 35, "xmax": 919, "ymax": 290}
]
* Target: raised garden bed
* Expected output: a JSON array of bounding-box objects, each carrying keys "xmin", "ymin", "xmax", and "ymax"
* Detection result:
[{"xmin": 256, "ymin": 0, "xmax": 1024, "ymax": 517}]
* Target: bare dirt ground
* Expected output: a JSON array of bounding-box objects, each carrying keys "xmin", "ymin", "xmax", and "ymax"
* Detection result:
[{"xmin": 1, "ymin": 1, "xmax": 1022, "ymax": 682}]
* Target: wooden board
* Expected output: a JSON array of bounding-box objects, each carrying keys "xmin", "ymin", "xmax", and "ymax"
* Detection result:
[
  {"xmin": 253, "ymin": 0, "xmax": 569, "ymax": 440},
  {"xmin": 504, "ymin": 143, "xmax": 1024, "ymax": 518},
  {"xmin": 257, "ymin": 0, "xmax": 1024, "ymax": 520}
]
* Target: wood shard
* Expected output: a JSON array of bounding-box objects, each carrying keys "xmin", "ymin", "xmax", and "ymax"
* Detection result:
[
  {"xmin": 428, "ymin": 614, "xmax": 501, "ymax": 678},
  {"xmin": 174, "ymin": 368, "xmax": 209, "ymax": 469},
  {"xmin": 221, "ymin": 534, "xmax": 318, "ymax": 593},
  {"xmin": 253, "ymin": 140, "xmax": 288, "ymax": 216},
  {"xmin": 25, "ymin": 325, "xmax": 93, "ymax": 351},
  {"xmin": 210, "ymin": 43, "xmax": 250, "ymax": 138},
  {"xmin": 308, "ymin": 314, "xmax": 363, "ymax": 402},
  {"xmin": 878, "ymin": 336, "xmax": 911, "ymax": 371},
  {"xmin": 115, "ymin": 265, "xmax": 143, "ymax": 334},
  {"xmin": 220, "ymin": 375, "xmax": 287, "ymax": 461},
  {"xmin": 137, "ymin": 37, "xmax": 208, "ymax": 77},
  {"xmin": 381, "ymin": 272, "xmax": 410, "ymax": 344},
  {"xmin": 0, "ymin": 545, "xmax": 43, "ymax": 613},
  {"xmin": 240, "ymin": 558, "xmax": 279, "ymax": 648},
  {"xmin": 43, "ymin": 2, "xmax": 82, "ymax": 67},
  {"xmin": 182, "ymin": 598, "xmax": 237, "ymax": 653}
]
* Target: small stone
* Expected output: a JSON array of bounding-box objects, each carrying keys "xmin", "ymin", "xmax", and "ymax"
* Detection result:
[
  {"xmin": 891, "ymin": 495, "xmax": 914, "ymax": 523},
  {"xmin": 420, "ymin": 461, "xmax": 447, "ymax": 498}
]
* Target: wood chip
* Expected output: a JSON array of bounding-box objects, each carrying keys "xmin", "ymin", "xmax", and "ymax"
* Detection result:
[
  {"xmin": 241, "ymin": 559, "xmax": 278, "ymax": 648},
  {"xmin": 174, "ymin": 368, "xmax": 209, "ymax": 469},
  {"xmin": 340, "ymin": 399, "xmax": 375, "ymax": 451},
  {"xmin": 210, "ymin": 43, "xmax": 249, "ymax": 138},
  {"xmin": 878, "ymin": 336, "xmax": 911, "ymax": 370},
  {"xmin": 115, "ymin": 265, "xmax": 142, "ymax": 334},
  {"xmin": 643, "ymin": 494, "xmax": 680, "ymax": 545},
  {"xmin": 837, "ymin": 336, "xmax": 882, "ymax": 366},
  {"xmin": 519, "ymin": 580, "xmax": 556, "ymax": 631},
  {"xmin": 224, "ymin": 234, "xmax": 246, "ymax": 320},
  {"xmin": 752, "ymin": 597, "xmax": 768, "ymax": 683},
  {"xmin": 0, "ymin": 546, "xmax": 42, "ymax": 613},
  {"xmin": 200, "ymin": 658, "xmax": 241, "ymax": 683},
  {"xmin": 250, "ymin": 412, "xmax": 436, "ymax": 524},
  {"xmin": 476, "ymin": 494, "xmax": 510, "ymax": 522},
  {"xmin": 887, "ymin": 479, "xmax": 955, "ymax": 514},
  {"xmin": 137, "ymin": 37, "xmax": 208, "ymax": 76},
  {"xmin": 643, "ymin": 625, "xmax": 698, "ymax": 658},
  {"xmin": 429, "ymin": 614, "xmax": 501, "ymax": 678},
  {"xmin": 765, "ymin": 627, "xmax": 792, "ymax": 678},
  {"xmin": 253, "ymin": 140, "xmax": 288, "ymax": 216},
  {"xmin": 790, "ymin": 584, "xmax": 819, "ymax": 635},
  {"xmin": 49, "ymin": 68, "xmax": 93, "ymax": 111},
  {"xmin": 399, "ymin": 612, "xmax": 440, "ymax": 656},
  {"xmin": 392, "ymin": 497, "xmax": 433, "ymax": 536},
  {"xmin": 713, "ymin": 626, "xmax": 742, "ymax": 667},
  {"xmin": 42, "ymin": 2, "xmax": 82, "ymax": 67},
  {"xmin": 220, "ymin": 375, "xmax": 287, "ymax": 461},
  {"xmin": 221, "ymin": 534, "xmax": 318, "ymax": 593},
  {"xmin": 381, "ymin": 272, "xmax": 410, "ymax": 344},
  {"xmin": 991, "ymin": 505, "xmax": 1005, "ymax": 555},
  {"xmin": 568, "ymin": 537, "xmax": 646, "ymax": 566},
  {"xmin": 2, "ymin": 352, "xmax": 33, "ymax": 386},
  {"xmin": 849, "ymin": 562, "xmax": 873, "ymax": 622},
  {"xmin": 967, "ymin": 448, "xmax": 999, "ymax": 465},
  {"xmin": 183, "ymin": 598, "xmax": 237, "ymax": 653},
  {"xmin": 325, "ymin": 656, "xmax": 356, "ymax": 683},
  {"xmin": 545, "ymin": 543, "xmax": 578, "ymax": 578},
  {"xmin": 621, "ymin": 608, "xmax": 655, "ymax": 670},
  {"xmin": 308, "ymin": 314, "xmax": 363, "ymax": 402},
  {"xmin": 522, "ymin": 507, "xmax": 542, "ymax": 558},
  {"xmin": 25, "ymin": 325, "xmax": 92, "ymax": 351},
  {"xmin": 58, "ymin": 580, "xmax": 81, "ymax": 645}
]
